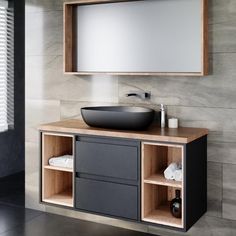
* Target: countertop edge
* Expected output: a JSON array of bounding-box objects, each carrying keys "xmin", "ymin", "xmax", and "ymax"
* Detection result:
[{"xmin": 38, "ymin": 120, "xmax": 208, "ymax": 144}]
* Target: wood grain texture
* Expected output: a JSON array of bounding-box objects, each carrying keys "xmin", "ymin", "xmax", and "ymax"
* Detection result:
[
  {"xmin": 42, "ymin": 133, "xmax": 73, "ymax": 166},
  {"xmin": 141, "ymin": 142, "xmax": 184, "ymax": 228},
  {"xmin": 64, "ymin": 71, "xmax": 206, "ymax": 76},
  {"xmin": 43, "ymin": 188, "xmax": 73, "ymax": 207},
  {"xmin": 39, "ymin": 119, "xmax": 208, "ymax": 144},
  {"xmin": 42, "ymin": 169, "xmax": 73, "ymax": 206},
  {"xmin": 44, "ymin": 165, "xmax": 73, "ymax": 173},
  {"xmin": 202, "ymin": 0, "xmax": 208, "ymax": 75},
  {"xmin": 63, "ymin": 0, "xmax": 208, "ymax": 76},
  {"xmin": 65, "ymin": 0, "xmax": 134, "ymax": 5},
  {"xmin": 142, "ymin": 184, "xmax": 183, "ymax": 228},
  {"xmin": 142, "ymin": 144, "xmax": 167, "ymax": 180},
  {"xmin": 144, "ymin": 174, "xmax": 182, "ymax": 188},
  {"xmin": 143, "ymin": 207, "xmax": 182, "ymax": 228},
  {"xmin": 42, "ymin": 133, "xmax": 75, "ymax": 207},
  {"xmin": 64, "ymin": 3, "xmax": 74, "ymax": 73}
]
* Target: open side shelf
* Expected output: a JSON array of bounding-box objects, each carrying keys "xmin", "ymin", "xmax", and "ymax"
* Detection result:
[
  {"xmin": 43, "ymin": 187, "xmax": 73, "ymax": 207},
  {"xmin": 143, "ymin": 206, "xmax": 182, "ymax": 227},
  {"xmin": 42, "ymin": 167, "xmax": 73, "ymax": 207},
  {"xmin": 42, "ymin": 133, "xmax": 74, "ymax": 207},
  {"xmin": 142, "ymin": 183, "xmax": 183, "ymax": 228},
  {"xmin": 142, "ymin": 142, "xmax": 183, "ymax": 187},
  {"xmin": 141, "ymin": 142, "xmax": 184, "ymax": 228}
]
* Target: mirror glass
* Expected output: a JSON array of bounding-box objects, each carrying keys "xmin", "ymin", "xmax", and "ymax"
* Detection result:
[{"xmin": 75, "ymin": 0, "xmax": 202, "ymax": 73}]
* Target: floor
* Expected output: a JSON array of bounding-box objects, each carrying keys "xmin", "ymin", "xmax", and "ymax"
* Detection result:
[
  {"xmin": 0, "ymin": 204, "xmax": 153, "ymax": 236},
  {"xmin": 0, "ymin": 172, "xmax": 24, "ymax": 207},
  {"xmin": 0, "ymin": 173, "xmax": 153, "ymax": 236}
]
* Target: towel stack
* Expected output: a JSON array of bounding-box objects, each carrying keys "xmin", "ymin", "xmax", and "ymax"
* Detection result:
[
  {"xmin": 49, "ymin": 155, "xmax": 73, "ymax": 169},
  {"xmin": 164, "ymin": 162, "xmax": 182, "ymax": 181}
]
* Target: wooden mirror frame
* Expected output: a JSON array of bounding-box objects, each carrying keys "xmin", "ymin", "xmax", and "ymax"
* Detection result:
[{"xmin": 63, "ymin": 0, "xmax": 208, "ymax": 76}]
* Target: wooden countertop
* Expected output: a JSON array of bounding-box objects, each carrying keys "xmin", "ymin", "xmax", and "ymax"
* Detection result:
[{"xmin": 38, "ymin": 119, "xmax": 208, "ymax": 144}]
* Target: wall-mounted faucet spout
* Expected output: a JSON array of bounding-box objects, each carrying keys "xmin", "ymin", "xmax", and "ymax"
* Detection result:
[{"xmin": 126, "ymin": 91, "xmax": 151, "ymax": 100}]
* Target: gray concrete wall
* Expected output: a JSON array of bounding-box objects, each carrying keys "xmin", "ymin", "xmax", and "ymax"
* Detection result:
[{"xmin": 25, "ymin": 0, "xmax": 236, "ymax": 235}]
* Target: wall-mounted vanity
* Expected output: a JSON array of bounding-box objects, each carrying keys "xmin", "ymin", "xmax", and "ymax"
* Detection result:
[
  {"xmin": 39, "ymin": 119, "xmax": 208, "ymax": 232},
  {"xmin": 64, "ymin": 0, "xmax": 208, "ymax": 76}
]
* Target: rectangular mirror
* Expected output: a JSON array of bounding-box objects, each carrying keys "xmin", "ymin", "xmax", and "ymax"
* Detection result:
[{"xmin": 64, "ymin": 0, "xmax": 208, "ymax": 76}]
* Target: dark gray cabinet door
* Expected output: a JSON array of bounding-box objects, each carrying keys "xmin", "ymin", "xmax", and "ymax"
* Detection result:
[
  {"xmin": 76, "ymin": 139, "xmax": 138, "ymax": 181},
  {"xmin": 76, "ymin": 178, "xmax": 138, "ymax": 220}
]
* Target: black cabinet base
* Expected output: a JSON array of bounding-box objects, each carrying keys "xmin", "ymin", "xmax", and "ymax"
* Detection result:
[{"xmin": 40, "ymin": 133, "xmax": 207, "ymax": 232}]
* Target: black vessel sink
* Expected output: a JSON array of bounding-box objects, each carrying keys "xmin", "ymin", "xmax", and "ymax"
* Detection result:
[{"xmin": 81, "ymin": 106, "xmax": 155, "ymax": 130}]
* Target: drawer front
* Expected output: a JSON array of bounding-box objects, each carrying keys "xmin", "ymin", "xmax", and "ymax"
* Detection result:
[
  {"xmin": 76, "ymin": 178, "xmax": 138, "ymax": 220},
  {"xmin": 76, "ymin": 139, "xmax": 138, "ymax": 181}
]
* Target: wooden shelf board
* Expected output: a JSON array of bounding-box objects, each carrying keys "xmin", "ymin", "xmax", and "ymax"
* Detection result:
[
  {"xmin": 44, "ymin": 165, "xmax": 73, "ymax": 173},
  {"xmin": 144, "ymin": 174, "xmax": 182, "ymax": 188},
  {"xmin": 143, "ymin": 205, "xmax": 183, "ymax": 228},
  {"xmin": 43, "ymin": 189, "xmax": 73, "ymax": 207}
]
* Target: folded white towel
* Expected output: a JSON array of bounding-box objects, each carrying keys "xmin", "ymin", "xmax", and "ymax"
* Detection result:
[
  {"xmin": 164, "ymin": 163, "xmax": 178, "ymax": 180},
  {"xmin": 164, "ymin": 162, "xmax": 182, "ymax": 181},
  {"xmin": 49, "ymin": 155, "xmax": 73, "ymax": 169},
  {"xmin": 174, "ymin": 169, "xmax": 182, "ymax": 181}
]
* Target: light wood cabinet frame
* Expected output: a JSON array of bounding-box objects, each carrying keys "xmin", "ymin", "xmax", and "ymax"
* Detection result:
[
  {"xmin": 141, "ymin": 142, "xmax": 184, "ymax": 228},
  {"xmin": 41, "ymin": 132, "xmax": 75, "ymax": 207},
  {"xmin": 63, "ymin": 0, "xmax": 208, "ymax": 76}
]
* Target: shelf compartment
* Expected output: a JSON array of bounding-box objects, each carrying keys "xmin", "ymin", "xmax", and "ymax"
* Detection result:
[
  {"xmin": 144, "ymin": 174, "xmax": 182, "ymax": 188},
  {"xmin": 142, "ymin": 183, "xmax": 183, "ymax": 228},
  {"xmin": 43, "ymin": 188, "xmax": 73, "ymax": 207},
  {"xmin": 143, "ymin": 207, "xmax": 182, "ymax": 227},
  {"xmin": 42, "ymin": 133, "xmax": 75, "ymax": 207},
  {"xmin": 142, "ymin": 142, "xmax": 183, "ymax": 188},
  {"xmin": 141, "ymin": 142, "xmax": 184, "ymax": 228},
  {"xmin": 42, "ymin": 168, "xmax": 73, "ymax": 207},
  {"xmin": 44, "ymin": 165, "xmax": 73, "ymax": 173},
  {"xmin": 42, "ymin": 133, "xmax": 74, "ymax": 168}
]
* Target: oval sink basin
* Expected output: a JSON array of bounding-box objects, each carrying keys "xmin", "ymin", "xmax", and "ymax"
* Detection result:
[{"xmin": 81, "ymin": 106, "xmax": 155, "ymax": 130}]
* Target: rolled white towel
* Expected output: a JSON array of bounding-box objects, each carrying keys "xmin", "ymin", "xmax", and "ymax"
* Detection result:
[
  {"xmin": 174, "ymin": 169, "xmax": 182, "ymax": 181},
  {"xmin": 49, "ymin": 155, "xmax": 73, "ymax": 169},
  {"xmin": 164, "ymin": 163, "xmax": 178, "ymax": 180}
]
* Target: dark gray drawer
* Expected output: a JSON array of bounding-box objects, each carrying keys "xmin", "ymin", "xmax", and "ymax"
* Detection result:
[
  {"xmin": 76, "ymin": 139, "xmax": 138, "ymax": 181},
  {"xmin": 76, "ymin": 178, "xmax": 138, "ymax": 220}
]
